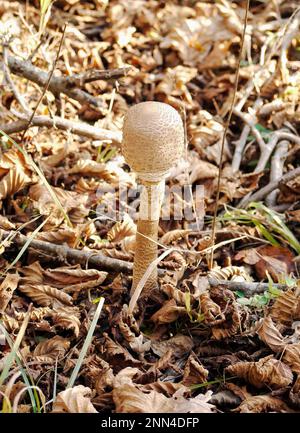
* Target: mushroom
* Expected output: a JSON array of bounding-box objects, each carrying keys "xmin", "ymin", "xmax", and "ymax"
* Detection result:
[{"xmin": 122, "ymin": 101, "xmax": 184, "ymax": 298}]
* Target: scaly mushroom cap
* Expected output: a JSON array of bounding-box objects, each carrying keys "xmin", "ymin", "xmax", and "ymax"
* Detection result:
[{"xmin": 122, "ymin": 101, "xmax": 184, "ymax": 179}]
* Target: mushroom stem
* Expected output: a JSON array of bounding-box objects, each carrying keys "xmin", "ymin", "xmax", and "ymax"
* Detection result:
[{"xmin": 130, "ymin": 180, "xmax": 165, "ymax": 297}]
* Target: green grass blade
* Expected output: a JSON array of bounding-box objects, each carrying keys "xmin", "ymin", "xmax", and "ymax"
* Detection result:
[{"xmin": 66, "ymin": 297, "xmax": 105, "ymax": 389}]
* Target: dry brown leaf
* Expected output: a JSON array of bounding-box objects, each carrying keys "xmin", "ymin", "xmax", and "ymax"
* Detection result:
[
  {"xmin": 200, "ymin": 291, "xmax": 225, "ymax": 326},
  {"xmin": 20, "ymin": 261, "xmax": 44, "ymax": 284},
  {"xmin": 0, "ymin": 215, "xmax": 15, "ymax": 230},
  {"xmin": 1, "ymin": 312, "xmax": 19, "ymax": 332},
  {"xmin": 112, "ymin": 368, "xmax": 215, "ymax": 413},
  {"xmin": 161, "ymin": 283, "xmax": 189, "ymax": 306},
  {"xmin": 235, "ymin": 395, "xmax": 292, "ymax": 413},
  {"xmin": 103, "ymin": 334, "xmax": 142, "ymax": 370},
  {"xmin": 0, "ymin": 273, "xmax": 20, "ymax": 313},
  {"xmin": 35, "ymin": 228, "xmax": 79, "ymax": 248},
  {"xmin": 33, "ymin": 336, "xmax": 70, "ymax": 363},
  {"xmin": 150, "ymin": 299, "xmax": 186, "ymax": 324},
  {"xmin": 18, "ymin": 284, "xmax": 73, "ymax": 307},
  {"xmin": 68, "ymin": 159, "xmax": 117, "ymax": 181},
  {"xmin": 160, "ymin": 229, "xmax": 192, "ymax": 245},
  {"xmin": 0, "ymin": 166, "xmax": 31, "ymax": 201},
  {"xmin": 52, "ymin": 305, "xmax": 80, "ymax": 337},
  {"xmin": 257, "ymin": 316, "xmax": 285, "ymax": 353},
  {"xmin": 283, "ymin": 344, "xmax": 300, "ymax": 374},
  {"xmin": 226, "ymin": 355, "xmax": 293, "ymax": 389},
  {"xmin": 141, "ymin": 381, "xmax": 190, "ymax": 397},
  {"xmin": 107, "ymin": 214, "xmax": 136, "ymax": 243},
  {"xmin": 182, "ymin": 354, "xmax": 209, "ymax": 387},
  {"xmin": 43, "ymin": 266, "xmax": 107, "ymax": 293},
  {"xmin": 270, "ymin": 289, "xmax": 298, "ymax": 324},
  {"xmin": 15, "ymin": 306, "xmax": 52, "ymax": 322},
  {"xmin": 151, "ymin": 334, "xmax": 194, "ymax": 358},
  {"xmin": 52, "ymin": 385, "xmax": 97, "ymax": 413}
]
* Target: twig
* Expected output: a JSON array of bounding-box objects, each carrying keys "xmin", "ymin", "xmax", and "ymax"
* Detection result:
[
  {"xmin": 209, "ymin": 0, "xmax": 250, "ymax": 269},
  {"xmin": 233, "ymin": 106, "xmax": 266, "ymax": 152},
  {"xmin": 0, "ymin": 229, "xmax": 133, "ymax": 274},
  {"xmin": 5, "ymin": 56, "xmax": 130, "ymax": 108},
  {"xmin": 208, "ymin": 277, "xmax": 290, "ymax": 296},
  {"xmin": 1, "ymin": 45, "xmax": 29, "ymax": 113},
  {"xmin": 6, "ymin": 110, "xmax": 122, "ymax": 145},
  {"xmin": 232, "ymin": 98, "xmax": 263, "ymax": 173},
  {"xmin": 255, "ymin": 130, "xmax": 300, "ymax": 173},
  {"xmin": 238, "ymin": 166, "xmax": 300, "ymax": 208},
  {"xmin": 66, "ymin": 66, "xmax": 131, "ymax": 86},
  {"xmin": 258, "ymin": 99, "xmax": 285, "ymax": 117},
  {"xmin": 266, "ymin": 140, "xmax": 289, "ymax": 207}
]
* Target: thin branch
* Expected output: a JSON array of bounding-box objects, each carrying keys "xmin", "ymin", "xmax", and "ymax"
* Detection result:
[
  {"xmin": 5, "ymin": 56, "xmax": 130, "ymax": 108},
  {"xmin": 6, "ymin": 110, "xmax": 122, "ymax": 145},
  {"xmin": 266, "ymin": 139, "xmax": 289, "ymax": 207},
  {"xmin": 209, "ymin": 0, "xmax": 250, "ymax": 268},
  {"xmin": 208, "ymin": 277, "xmax": 290, "ymax": 296},
  {"xmin": 238, "ymin": 166, "xmax": 300, "ymax": 208},
  {"xmin": 0, "ymin": 229, "xmax": 167, "ymax": 275}
]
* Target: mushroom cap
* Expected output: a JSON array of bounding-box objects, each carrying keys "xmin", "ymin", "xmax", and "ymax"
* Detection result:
[{"xmin": 122, "ymin": 101, "xmax": 184, "ymax": 179}]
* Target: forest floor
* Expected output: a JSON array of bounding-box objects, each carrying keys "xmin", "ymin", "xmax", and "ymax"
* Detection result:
[{"xmin": 0, "ymin": 0, "xmax": 300, "ymax": 414}]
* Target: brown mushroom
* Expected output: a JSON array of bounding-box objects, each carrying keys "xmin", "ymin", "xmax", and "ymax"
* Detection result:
[{"xmin": 122, "ymin": 101, "xmax": 184, "ymax": 298}]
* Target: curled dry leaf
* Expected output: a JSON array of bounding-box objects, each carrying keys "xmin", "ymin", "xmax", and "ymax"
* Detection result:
[
  {"xmin": 52, "ymin": 305, "xmax": 81, "ymax": 337},
  {"xmin": 1, "ymin": 312, "xmax": 19, "ymax": 332},
  {"xmin": 151, "ymin": 334, "xmax": 194, "ymax": 358},
  {"xmin": 118, "ymin": 306, "xmax": 151, "ymax": 354},
  {"xmin": 283, "ymin": 344, "xmax": 300, "ymax": 374},
  {"xmin": 160, "ymin": 229, "xmax": 192, "ymax": 245},
  {"xmin": 141, "ymin": 381, "xmax": 190, "ymax": 397},
  {"xmin": 270, "ymin": 289, "xmax": 298, "ymax": 324},
  {"xmin": 199, "ymin": 291, "xmax": 225, "ymax": 325},
  {"xmin": 235, "ymin": 395, "xmax": 292, "ymax": 413},
  {"xmin": 150, "ymin": 299, "xmax": 187, "ymax": 324},
  {"xmin": 161, "ymin": 283, "xmax": 189, "ymax": 306},
  {"xmin": 182, "ymin": 354, "xmax": 209, "ymax": 387},
  {"xmin": 15, "ymin": 306, "xmax": 52, "ymax": 322},
  {"xmin": 112, "ymin": 368, "xmax": 215, "ymax": 413},
  {"xmin": 18, "ymin": 284, "xmax": 73, "ymax": 307},
  {"xmin": 0, "ymin": 273, "xmax": 20, "ymax": 313},
  {"xmin": 0, "ymin": 166, "xmax": 32, "ymax": 201},
  {"xmin": 103, "ymin": 334, "xmax": 142, "ymax": 371},
  {"xmin": 107, "ymin": 213, "xmax": 136, "ymax": 243},
  {"xmin": 43, "ymin": 266, "xmax": 107, "ymax": 293},
  {"xmin": 68, "ymin": 159, "xmax": 117, "ymax": 182},
  {"xmin": 33, "ymin": 335, "xmax": 70, "ymax": 363},
  {"xmin": 35, "ymin": 228, "xmax": 80, "ymax": 248},
  {"xmin": 52, "ymin": 385, "xmax": 98, "ymax": 413},
  {"xmin": 256, "ymin": 316, "xmax": 285, "ymax": 353},
  {"xmin": 226, "ymin": 355, "xmax": 293, "ymax": 389}
]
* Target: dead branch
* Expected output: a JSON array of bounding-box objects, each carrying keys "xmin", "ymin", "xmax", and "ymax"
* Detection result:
[
  {"xmin": 4, "ymin": 110, "xmax": 122, "ymax": 145},
  {"xmin": 232, "ymin": 98, "xmax": 263, "ymax": 173},
  {"xmin": 238, "ymin": 166, "xmax": 300, "ymax": 208},
  {"xmin": 255, "ymin": 130, "xmax": 300, "ymax": 173},
  {"xmin": 5, "ymin": 55, "xmax": 129, "ymax": 108},
  {"xmin": 0, "ymin": 229, "xmax": 133, "ymax": 274},
  {"xmin": 66, "ymin": 67, "xmax": 131, "ymax": 86},
  {"xmin": 266, "ymin": 139, "xmax": 289, "ymax": 207},
  {"xmin": 258, "ymin": 99, "xmax": 286, "ymax": 117},
  {"xmin": 208, "ymin": 277, "xmax": 289, "ymax": 295},
  {"xmin": 233, "ymin": 106, "xmax": 266, "ymax": 152}
]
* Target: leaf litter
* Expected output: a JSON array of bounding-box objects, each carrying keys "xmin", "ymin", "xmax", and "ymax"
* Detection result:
[{"xmin": 0, "ymin": 0, "xmax": 300, "ymax": 414}]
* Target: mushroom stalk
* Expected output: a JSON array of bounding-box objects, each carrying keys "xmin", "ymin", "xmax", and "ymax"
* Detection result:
[
  {"xmin": 131, "ymin": 179, "xmax": 165, "ymax": 296},
  {"xmin": 122, "ymin": 101, "xmax": 184, "ymax": 299}
]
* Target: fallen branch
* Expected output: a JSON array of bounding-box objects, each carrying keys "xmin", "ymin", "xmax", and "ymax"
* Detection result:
[
  {"xmin": 266, "ymin": 139, "xmax": 289, "ymax": 207},
  {"xmin": 5, "ymin": 55, "xmax": 129, "ymax": 108},
  {"xmin": 238, "ymin": 166, "xmax": 300, "ymax": 208},
  {"xmin": 208, "ymin": 277, "xmax": 289, "ymax": 295},
  {"xmin": 0, "ymin": 229, "xmax": 167, "ymax": 276},
  {"xmin": 0, "ymin": 229, "xmax": 133, "ymax": 273},
  {"xmin": 3, "ymin": 110, "xmax": 122, "ymax": 145}
]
